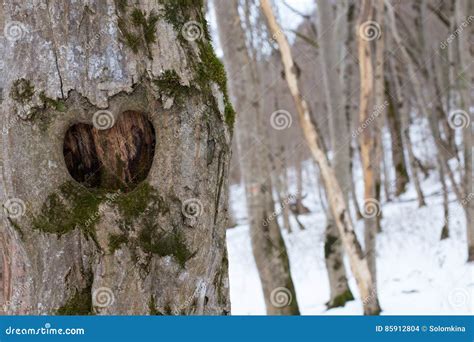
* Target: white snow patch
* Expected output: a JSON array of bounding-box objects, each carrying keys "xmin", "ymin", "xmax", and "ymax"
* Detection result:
[{"xmin": 227, "ymin": 160, "xmax": 474, "ymax": 315}]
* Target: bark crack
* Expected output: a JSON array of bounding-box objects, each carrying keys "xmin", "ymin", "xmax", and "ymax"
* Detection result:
[{"xmin": 45, "ymin": 0, "xmax": 65, "ymax": 98}]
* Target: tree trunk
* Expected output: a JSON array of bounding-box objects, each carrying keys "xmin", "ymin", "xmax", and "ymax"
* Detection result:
[
  {"xmin": 388, "ymin": 54, "xmax": 426, "ymax": 207},
  {"xmin": 215, "ymin": 0, "xmax": 300, "ymax": 315},
  {"xmin": 439, "ymin": 158, "xmax": 450, "ymax": 240},
  {"xmin": 0, "ymin": 0, "xmax": 232, "ymax": 315},
  {"xmin": 294, "ymin": 150, "xmax": 308, "ymax": 216},
  {"xmin": 372, "ymin": 0, "xmax": 386, "ymax": 229},
  {"xmin": 316, "ymin": 0, "xmax": 354, "ymax": 308},
  {"xmin": 274, "ymin": 147, "xmax": 292, "ymax": 233},
  {"xmin": 357, "ymin": 0, "xmax": 379, "ymax": 284},
  {"xmin": 385, "ymin": 78, "xmax": 409, "ymax": 197},
  {"xmin": 261, "ymin": 0, "xmax": 381, "ymax": 315},
  {"xmin": 455, "ymin": 0, "xmax": 474, "ymax": 261}
]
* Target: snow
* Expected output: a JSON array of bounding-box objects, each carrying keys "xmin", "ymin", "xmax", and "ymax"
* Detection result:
[{"xmin": 226, "ymin": 160, "xmax": 474, "ymax": 315}]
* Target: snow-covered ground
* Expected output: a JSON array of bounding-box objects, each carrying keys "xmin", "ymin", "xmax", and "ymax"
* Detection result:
[{"xmin": 226, "ymin": 161, "xmax": 474, "ymax": 315}]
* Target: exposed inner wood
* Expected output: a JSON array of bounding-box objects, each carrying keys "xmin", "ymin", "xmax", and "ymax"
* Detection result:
[{"xmin": 63, "ymin": 111, "xmax": 155, "ymax": 191}]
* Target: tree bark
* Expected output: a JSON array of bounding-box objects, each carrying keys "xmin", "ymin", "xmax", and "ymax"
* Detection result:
[
  {"xmin": 388, "ymin": 54, "xmax": 426, "ymax": 207},
  {"xmin": 385, "ymin": 78, "xmax": 409, "ymax": 197},
  {"xmin": 357, "ymin": 0, "xmax": 379, "ymax": 284},
  {"xmin": 455, "ymin": 0, "xmax": 474, "ymax": 261},
  {"xmin": 261, "ymin": 0, "xmax": 381, "ymax": 315},
  {"xmin": 0, "ymin": 0, "xmax": 232, "ymax": 315},
  {"xmin": 215, "ymin": 0, "xmax": 300, "ymax": 315},
  {"xmin": 316, "ymin": 0, "xmax": 354, "ymax": 309}
]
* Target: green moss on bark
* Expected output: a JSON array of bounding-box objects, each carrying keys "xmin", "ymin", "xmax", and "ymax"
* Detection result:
[
  {"xmin": 138, "ymin": 223, "xmax": 196, "ymax": 268},
  {"xmin": 7, "ymin": 218, "xmax": 24, "ymax": 239},
  {"xmin": 159, "ymin": 0, "xmax": 208, "ymax": 39},
  {"xmin": 10, "ymin": 78, "xmax": 35, "ymax": 104},
  {"xmin": 32, "ymin": 182, "xmax": 105, "ymax": 237},
  {"xmin": 224, "ymin": 102, "xmax": 236, "ymax": 129},
  {"xmin": 108, "ymin": 233, "xmax": 128, "ymax": 253},
  {"xmin": 32, "ymin": 180, "xmax": 166, "ymax": 250},
  {"xmin": 158, "ymin": 0, "xmax": 236, "ymax": 131},
  {"xmin": 148, "ymin": 295, "xmax": 159, "ymax": 315},
  {"xmin": 153, "ymin": 70, "xmax": 197, "ymax": 104},
  {"xmin": 56, "ymin": 286, "xmax": 92, "ymax": 315},
  {"xmin": 115, "ymin": 182, "xmax": 163, "ymax": 223},
  {"xmin": 39, "ymin": 91, "xmax": 66, "ymax": 112},
  {"xmin": 116, "ymin": 6, "xmax": 159, "ymax": 57},
  {"xmin": 324, "ymin": 234, "xmax": 339, "ymax": 259},
  {"xmin": 327, "ymin": 288, "xmax": 355, "ymax": 309}
]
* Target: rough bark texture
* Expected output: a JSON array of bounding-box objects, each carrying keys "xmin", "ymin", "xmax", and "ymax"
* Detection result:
[
  {"xmin": 215, "ymin": 0, "xmax": 300, "ymax": 315},
  {"xmin": 0, "ymin": 0, "xmax": 232, "ymax": 315},
  {"xmin": 261, "ymin": 0, "xmax": 381, "ymax": 315}
]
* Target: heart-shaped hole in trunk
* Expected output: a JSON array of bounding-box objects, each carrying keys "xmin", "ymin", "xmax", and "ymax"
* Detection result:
[{"xmin": 63, "ymin": 111, "xmax": 155, "ymax": 192}]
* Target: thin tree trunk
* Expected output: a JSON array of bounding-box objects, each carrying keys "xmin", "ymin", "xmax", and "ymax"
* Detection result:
[
  {"xmin": 274, "ymin": 147, "xmax": 292, "ymax": 233},
  {"xmin": 385, "ymin": 78, "xmax": 409, "ymax": 196},
  {"xmin": 439, "ymin": 158, "xmax": 450, "ymax": 240},
  {"xmin": 455, "ymin": 0, "xmax": 474, "ymax": 261},
  {"xmin": 357, "ymin": 0, "xmax": 379, "ymax": 285},
  {"xmin": 215, "ymin": 0, "xmax": 300, "ymax": 315},
  {"xmin": 261, "ymin": 0, "xmax": 381, "ymax": 315},
  {"xmin": 294, "ymin": 150, "xmax": 309, "ymax": 216},
  {"xmin": 373, "ymin": 0, "xmax": 386, "ymax": 228},
  {"xmin": 316, "ymin": 0, "xmax": 354, "ymax": 308},
  {"xmin": 388, "ymin": 54, "xmax": 426, "ymax": 207}
]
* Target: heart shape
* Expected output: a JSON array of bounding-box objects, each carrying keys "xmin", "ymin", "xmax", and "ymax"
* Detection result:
[{"xmin": 63, "ymin": 111, "xmax": 155, "ymax": 192}]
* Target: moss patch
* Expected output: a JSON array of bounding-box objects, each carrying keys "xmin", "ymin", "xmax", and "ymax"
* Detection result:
[
  {"xmin": 195, "ymin": 42, "xmax": 227, "ymax": 92},
  {"xmin": 108, "ymin": 233, "xmax": 128, "ymax": 253},
  {"xmin": 138, "ymin": 222, "xmax": 196, "ymax": 268},
  {"xmin": 116, "ymin": 5, "xmax": 158, "ymax": 57},
  {"xmin": 32, "ymin": 180, "xmax": 168, "ymax": 256},
  {"xmin": 115, "ymin": 182, "xmax": 166, "ymax": 223},
  {"xmin": 148, "ymin": 295, "xmax": 160, "ymax": 315},
  {"xmin": 327, "ymin": 288, "xmax": 354, "ymax": 309},
  {"xmin": 153, "ymin": 70, "xmax": 198, "ymax": 104},
  {"xmin": 7, "ymin": 218, "xmax": 24, "ymax": 239},
  {"xmin": 224, "ymin": 102, "xmax": 236, "ymax": 129},
  {"xmin": 159, "ymin": 0, "xmax": 208, "ymax": 39},
  {"xmin": 39, "ymin": 91, "xmax": 66, "ymax": 112},
  {"xmin": 10, "ymin": 78, "xmax": 35, "ymax": 104},
  {"xmin": 56, "ymin": 285, "xmax": 92, "ymax": 315},
  {"xmin": 324, "ymin": 233, "xmax": 339, "ymax": 259},
  {"xmin": 194, "ymin": 42, "xmax": 235, "ymax": 131},
  {"xmin": 32, "ymin": 182, "xmax": 106, "ymax": 237},
  {"xmin": 158, "ymin": 0, "xmax": 236, "ymax": 131}
]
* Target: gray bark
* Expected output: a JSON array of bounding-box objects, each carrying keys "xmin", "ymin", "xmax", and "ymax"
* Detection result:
[
  {"xmin": 388, "ymin": 54, "xmax": 426, "ymax": 207},
  {"xmin": 316, "ymin": 0, "xmax": 354, "ymax": 308},
  {"xmin": 385, "ymin": 77, "xmax": 409, "ymax": 196},
  {"xmin": 455, "ymin": 0, "xmax": 474, "ymax": 261},
  {"xmin": 0, "ymin": 0, "xmax": 231, "ymax": 315}
]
